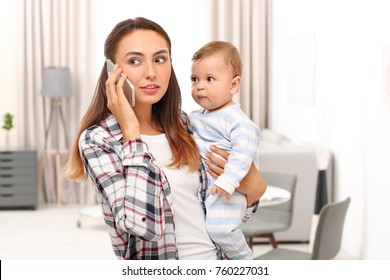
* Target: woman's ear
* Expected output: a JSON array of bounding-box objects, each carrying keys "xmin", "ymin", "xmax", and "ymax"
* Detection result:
[{"xmin": 230, "ymin": 76, "xmax": 241, "ymax": 95}]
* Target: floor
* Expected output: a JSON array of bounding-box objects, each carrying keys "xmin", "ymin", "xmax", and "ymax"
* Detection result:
[{"xmin": 0, "ymin": 204, "xmax": 356, "ymax": 260}]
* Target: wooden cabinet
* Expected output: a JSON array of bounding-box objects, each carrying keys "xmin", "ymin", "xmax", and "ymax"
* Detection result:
[{"xmin": 0, "ymin": 149, "xmax": 37, "ymax": 209}]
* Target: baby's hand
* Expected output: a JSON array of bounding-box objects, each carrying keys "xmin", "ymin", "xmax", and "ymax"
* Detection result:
[{"xmin": 210, "ymin": 185, "xmax": 231, "ymax": 198}]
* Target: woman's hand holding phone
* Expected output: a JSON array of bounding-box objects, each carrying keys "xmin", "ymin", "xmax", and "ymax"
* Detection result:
[
  {"xmin": 106, "ymin": 59, "xmax": 135, "ymax": 106},
  {"xmin": 105, "ymin": 62, "xmax": 140, "ymax": 141}
]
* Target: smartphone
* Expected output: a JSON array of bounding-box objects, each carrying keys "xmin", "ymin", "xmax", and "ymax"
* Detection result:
[{"xmin": 105, "ymin": 59, "xmax": 135, "ymax": 107}]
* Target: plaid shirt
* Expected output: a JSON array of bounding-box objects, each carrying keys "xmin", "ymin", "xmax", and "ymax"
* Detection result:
[{"xmin": 79, "ymin": 112, "xmax": 257, "ymax": 260}]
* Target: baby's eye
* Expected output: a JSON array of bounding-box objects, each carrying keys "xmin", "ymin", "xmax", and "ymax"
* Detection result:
[
  {"xmin": 207, "ymin": 77, "xmax": 215, "ymax": 82},
  {"xmin": 191, "ymin": 77, "xmax": 198, "ymax": 83}
]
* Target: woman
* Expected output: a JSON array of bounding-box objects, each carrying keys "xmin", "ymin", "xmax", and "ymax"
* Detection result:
[{"xmin": 65, "ymin": 17, "xmax": 266, "ymax": 260}]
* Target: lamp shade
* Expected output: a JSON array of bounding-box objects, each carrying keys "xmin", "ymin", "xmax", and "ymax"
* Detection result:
[{"xmin": 41, "ymin": 67, "xmax": 73, "ymax": 98}]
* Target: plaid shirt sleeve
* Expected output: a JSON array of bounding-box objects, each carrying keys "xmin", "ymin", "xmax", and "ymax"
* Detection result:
[{"xmin": 80, "ymin": 124, "xmax": 167, "ymax": 242}]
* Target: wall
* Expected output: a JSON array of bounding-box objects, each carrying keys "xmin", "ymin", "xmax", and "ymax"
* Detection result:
[
  {"xmin": 0, "ymin": 1, "xmax": 18, "ymax": 147},
  {"xmin": 271, "ymin": 0, "xmax": 390, "ymax": 259}
]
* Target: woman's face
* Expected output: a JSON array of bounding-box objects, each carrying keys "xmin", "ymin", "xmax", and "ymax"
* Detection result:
[{"xmin": 114, "ymin": 29, "xmax": 171, "ymax": 107}]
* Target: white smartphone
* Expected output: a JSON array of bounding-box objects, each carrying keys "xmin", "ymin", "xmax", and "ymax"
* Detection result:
[{"xmin": 105, "ymin": 59, "xmax": 135, "ymax": 107}]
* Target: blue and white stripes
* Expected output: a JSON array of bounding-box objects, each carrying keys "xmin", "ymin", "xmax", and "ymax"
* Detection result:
[
  {"xmin": 189, "ymin": 103, "xmax": 261, "ymax": 259},
  {"xmin": 190, "ymin": 103, "xmax": 261, "ymax": 194}
]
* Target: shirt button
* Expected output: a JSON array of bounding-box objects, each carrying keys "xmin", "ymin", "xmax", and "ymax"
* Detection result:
[{"xmin": 142, "ymin": 217, "xmax": 146, "ymax": 222}]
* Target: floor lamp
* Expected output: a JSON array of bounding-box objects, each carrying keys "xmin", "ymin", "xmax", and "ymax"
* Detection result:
[{"xmin": 41, "ymin": 67, "xmax": 73, "ymax": 207}]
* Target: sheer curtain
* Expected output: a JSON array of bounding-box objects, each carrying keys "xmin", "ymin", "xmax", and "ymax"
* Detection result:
[
  {"xmin": 18, "ymin": 0, "xmax": 96, "ymax": 205},
  {"xmin": 211, "ymin": 0, "xmax": 272, "ymax": 128}
]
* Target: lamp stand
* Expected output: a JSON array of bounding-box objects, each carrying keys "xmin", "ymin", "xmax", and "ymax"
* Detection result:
[
  {"xmin": 44, "ymin": 98, "xmax": 69, "ymax": 149},
  {"xmin": 44, "ymin": 98, "xmax": 69, "ymax": 207}
]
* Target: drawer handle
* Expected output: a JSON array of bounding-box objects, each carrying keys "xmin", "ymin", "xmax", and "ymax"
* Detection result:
[
  {"xmin": 1, "ymin": 194, "xmax": 14, "ymax": 197},
  {"xmin": 0, "ymin": 159, "xmax": 13, "ymax": 163},
  {"xmin": 0, "ymin": 174, "xmax": 13, "ymax": 178},
  {"xmin": 1, "ymin": 184, "xmax": 13, "ymax": 188},
  {"xmin": 0, "ymin": 167, "xmax": 13, "ymax": 170},
  {"xmin": 0, "ymin": 152, "xmax": 13, "ymax": 155}
]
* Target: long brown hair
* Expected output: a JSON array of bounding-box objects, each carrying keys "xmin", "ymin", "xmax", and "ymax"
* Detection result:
[{"xmin": 65, "ymin": 17, "xmax": 200, "ymax": 181}]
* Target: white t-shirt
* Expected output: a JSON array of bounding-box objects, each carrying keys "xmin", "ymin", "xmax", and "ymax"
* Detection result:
[{"xmin": 141, "ymin": 134, "xmax": 217, "ymax": 260}]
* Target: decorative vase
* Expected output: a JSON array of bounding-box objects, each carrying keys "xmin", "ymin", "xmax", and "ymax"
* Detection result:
[{"xmin": 5, "ymin": 130, "xmax": 10, "ymax": 146}]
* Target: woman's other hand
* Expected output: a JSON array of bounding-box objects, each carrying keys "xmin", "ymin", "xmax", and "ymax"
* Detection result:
[
  {"xmin": 205, "ymin": 145, "xmax": 267, "ymax": 206},
  {"xmin": 237, "ymin": 162, "xmax": 267, "ymax": 206}
]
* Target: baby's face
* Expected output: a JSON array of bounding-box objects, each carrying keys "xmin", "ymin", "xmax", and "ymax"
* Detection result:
[{"xmin": 190, "ymin": 54, "xmax": 237, "ymax": 112}]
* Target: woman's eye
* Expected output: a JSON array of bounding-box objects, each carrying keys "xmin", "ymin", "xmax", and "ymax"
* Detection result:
[
  {"xmin": 155, "ymin": 57, "xmax": 166, "ymax": 63},
  {"xmin": 130, "ymin": 58, "xmax": 141, "ymax": 65}
]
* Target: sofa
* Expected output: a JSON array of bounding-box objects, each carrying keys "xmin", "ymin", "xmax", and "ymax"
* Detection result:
[{"xmin": 254, "ymin": 130, "xmax": 333, "ymax": 242}]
